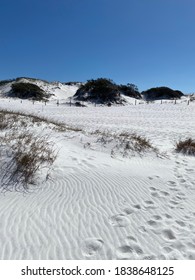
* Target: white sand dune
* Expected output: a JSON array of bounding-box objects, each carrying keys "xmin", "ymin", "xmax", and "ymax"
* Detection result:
[{"xmin": 0, "ymin": 98, "xmax": 195, "ymax": 260}]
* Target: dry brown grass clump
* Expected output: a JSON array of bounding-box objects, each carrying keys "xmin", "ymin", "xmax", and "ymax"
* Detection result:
[
  {"xmin": 0, "ymin": 109, "xmax": 83, "ymax": 133},
  {"xmin": 124, "ymin": 133, "xmax": 155, "ymax": 154},
  {"xmin": 175, "ymin": 138, "xmax": 195, "ymax": 156},
  {"xmin": 90, "ymin": 131, "xmax": 161, "ymax": 158},
  {"xmin": 1, "ymin": 131, "xmax": 57, "ymax": 192},
  {"xmin": 0, "ymin": 112, "xmax": 7, "ymax": 129},
  {"xmin": 114, "ymin": 133, "xmax": 160, "ymax": 157}
]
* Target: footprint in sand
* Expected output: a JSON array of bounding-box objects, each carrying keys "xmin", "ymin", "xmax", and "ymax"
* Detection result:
[
  {"xmin": 144, "ymin": 200, "xmax": 155, "ymax": 205},
  {"xmin": 143, "ymin": 255, "xmax": 157, "ymax": 260},
  {"xmin": 109, "ymin": 214, "xmax": 130, "ymax": 227},
  {"xmin": 162, "ymin": 246, "xmax": 173, "ymax": 253},
  {"xmin": 175, "ymin": 220, "xmax": 186, "ymax": 227},
  {"xmin": 162, "ymin": 229, "xmax": 176, "ymax": 240},
  {"xmin": 71, "ymin": 156, "xmax": 78, "ymax": 161},
  {"xmin": 151, "ymin": 192, "xmax": 160, "ymax": 198},
  {"xmin": 143, "ymin": 200, "xmax": 157, "ymax": 210},
  {"xmin": 116, "ymin": 245, "xmax": 134, "ymax": 259},
  {"xmin": 116, "ymin": 244, "xmax": 144, "ymax": 259},
  {"xmin": 177, "ymin": 192, "xmax": 186, "ymax": 197},
  {"xmin": 179, "ymin": 178, "xmax": 186, "ymax": 184},
  {"xmin": 184, "ymin": 215, "xmax": 191, "ymax": 220},
  {"xmin": 170, "ymin": 240, "xmax": 186, "ymax": 252},
  {"xmin": 126, "ymin": 236, "xmax": 137, "ymax": 243},
  {"xmin": 79, "ymin": 159, "xmax": 95, "ymax": 169},
  {"xmin": 169, "ymin": 187, "xmax": 180, "ymax": 192},
  {"xmin": 86, "ymin": 156, "xmax": 96, "ymax": 161},
  {"xmin": 148, "ymin": 175, "xmax": 160, "ymax": 180},
  {"xmin": 122, "ymin": 204, "xmax": 142, "ymax": 213},
  {"xmin": 152, "ymin": 215, "xmax": 163, "ymax": 221},
  {"xmin": 138, "ymin": 225, "xmax": 147, "ymax": 233},
  {"xmin": 148, "ymin": 177, "xmax": 154, "ymax": 180},
  {"xmin": 81, "ymin": 238, "xmax": 104, "ymax": 257},
  {"xmin": 185, "ymin": 168, "xmax": 193, "ymax": 173},
  {"xmin": 71, "ymin": 157, "xmax": 94, "ymax": 169},
  {"xmin": 149, "ymin": 187, "xmax": 157, "ymax": 191},
  {"xmin": 123, "ymin": 208, "xmax": 134, "ymax": 215},
  {"xmin": 187, "ymin": 252, "xmax": 195, "ymax": 260},
  {"xmin": 169, "ymin": 200, "xmax": 180, "ymax": 206},
  {"xmin": 163, "ymin": 214, "xmax": 173, "ymax": 225},
  {"xmin": 164, "ymin": 213, "xmax": 172, "ymax": 219},
  {"xmin": 133, "ymin": 204, "xmax": 142, "ymax": 210},
  {"xmin": 160, "ymin": 191, "xmax": 170, "ymax": 197},
  {"xmin": 174, "ymin": 159, "xmax": 194, "ymax": 191},
  {"xmin": 167, "ymin": 181, "xmax": 177, "ymax": 186},
  {"xmin": 175, "ymin": 194, "xmax": 186, "ymax": 201},
  {"xmin": 147, "ymin": 220, "xmax": 160, "ymax": 228},
  {"xmin": 149, "ymin": 188, "xmax": 170, "ymax": 200}
]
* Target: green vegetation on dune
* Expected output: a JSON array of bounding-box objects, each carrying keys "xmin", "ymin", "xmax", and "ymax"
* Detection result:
[
  {"xmin": 142, "ymin": 87, "xmax": 183, "ymax": 101},
  {"xmin": 10, "ymin": 82, "xmax": 48, "ymax": 100},
  {"xmin": 74, "ymin": 78, "xmax": 141, "ymax": 104}
]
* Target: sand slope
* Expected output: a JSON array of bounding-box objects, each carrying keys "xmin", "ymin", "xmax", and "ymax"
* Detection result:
[{"xmin": 0, "ymin": 99, "xmax": 194, "ymax": 260}]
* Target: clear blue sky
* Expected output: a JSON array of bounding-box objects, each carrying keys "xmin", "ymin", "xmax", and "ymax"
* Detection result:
[{"xmin": 1, "ymin": 0, "xmax": 195, "ymax": 92}]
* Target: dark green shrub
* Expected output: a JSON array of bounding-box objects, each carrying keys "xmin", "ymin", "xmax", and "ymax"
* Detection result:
[
  {"xmin": 74, "ymin": 78, "xmax": 121, "ymax": 103},
  {"xmin": 11, "ymin": 82, "xmax": 47, "ymax": 100},
  {"xmin": 142, "ymin": 87, "xmax": 183, "ymax": 101},
  {"xmin": 118, "ymin": 83, "xmax": 142, "ymax": 99},
  {"xmin": 74, "ymin": 78, "xmax": 141, "ymax": 104}
]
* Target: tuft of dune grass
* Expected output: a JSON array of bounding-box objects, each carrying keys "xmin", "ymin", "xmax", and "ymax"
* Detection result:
[
  {"xmin": 0, "ymin": 110, "xmax": 59, "ymax": 192},
  {"xmin": 176, "ymin": 138, "xmax": 195, "ymax": 156},
  {"xmin": 1, "ymin": 130, "xmax": 57, "ymax": 192}
]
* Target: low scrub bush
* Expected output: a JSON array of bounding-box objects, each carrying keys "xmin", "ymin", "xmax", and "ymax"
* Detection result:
[
  {"xmin": 74, "ymin": 78, "xmax": 120, "ymax": 103},
  {"xmin": 142, "ymin": 87, "xmax": 183, "ymax": 101},
  {"xmin": 74, "ymin": 78, "xmax": 141, "ymax": 104},
  {"xmin": 10, "ymin": 82, "xmax": 47, "ymax": 100},
  {"xmin": 118, "ymin": 84, "xmax": 142, "ymax": 99}
]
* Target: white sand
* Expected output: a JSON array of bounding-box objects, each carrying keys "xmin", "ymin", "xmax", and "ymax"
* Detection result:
[{"xmin": 0, "ymin": 87, "xmax": 195, "ymax": 260}]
